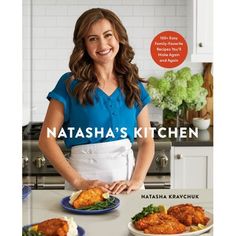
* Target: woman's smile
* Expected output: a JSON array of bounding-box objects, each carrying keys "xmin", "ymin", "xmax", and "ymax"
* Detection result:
[
  {"xmin": 85, "ymin": 19, "xmax": 120, "ymax": 65},
  {"xmin": 96, "ymin": 48, "xmax": 112, "ymax": 56}
]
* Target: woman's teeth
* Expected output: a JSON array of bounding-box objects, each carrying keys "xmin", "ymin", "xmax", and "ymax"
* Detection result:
[{"xmin": 97, "ymin": 49, "xmax": 111, "ymax": 55}]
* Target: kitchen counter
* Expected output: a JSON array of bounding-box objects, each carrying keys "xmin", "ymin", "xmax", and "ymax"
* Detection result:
[
  {"xmin": 169, "ymin": 126, "xmax": 213, "ymax": 147},
  {"xmin": 23, "ymin": 189, "xmax": 213, "ymax": 236}
]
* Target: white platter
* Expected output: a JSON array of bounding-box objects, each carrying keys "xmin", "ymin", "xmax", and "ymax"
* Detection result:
[{"xmin": 128, "ymin": 212, "xmax": 213, "ymax": 236}]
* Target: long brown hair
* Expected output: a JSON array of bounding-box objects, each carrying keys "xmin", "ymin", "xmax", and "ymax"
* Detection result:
[{"xmin": 67, "ymin": 8, "xmax": 145, "ymax": 107}]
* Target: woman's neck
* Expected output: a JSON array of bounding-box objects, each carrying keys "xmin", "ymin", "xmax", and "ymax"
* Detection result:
[{"xmin": 95, "ymin": 63, "xmax": 114, "ymax": 81}]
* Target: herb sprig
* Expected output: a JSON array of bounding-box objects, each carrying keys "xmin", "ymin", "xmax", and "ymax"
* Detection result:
[
  {"xmin": 22, "ymin": 229, "xmax": 44, "ymax": 236},
  {"xmin": 131, "ymin": 204, "xmax": 160, "ymax": 223}
]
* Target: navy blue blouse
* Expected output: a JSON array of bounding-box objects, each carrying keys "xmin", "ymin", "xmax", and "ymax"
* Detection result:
[{"xmin": 47, "ymin": 72, "xmax": 151, "ymax": 148}]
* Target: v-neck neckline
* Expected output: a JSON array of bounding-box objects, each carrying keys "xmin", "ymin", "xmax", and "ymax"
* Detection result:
[{"xmin": 97, "ymin": 87, "xmax": 119, "ymax": 98}]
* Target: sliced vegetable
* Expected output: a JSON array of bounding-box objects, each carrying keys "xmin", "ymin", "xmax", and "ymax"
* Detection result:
[
  {"xmin": 190, "ymin": 225, "xmax": 199, "ymax": 232},
  {"xmin": 197, "ymin": 223, "xmax": 206, "ymax": 230},
  {"xmin": 189, "ymin": 223, "xmax": 206, "ymax": 232}
]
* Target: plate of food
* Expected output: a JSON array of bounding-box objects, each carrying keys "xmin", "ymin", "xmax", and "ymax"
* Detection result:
[
  {"xmin": 22, "ymin": 185, "xmax": 32, "ymax": 200},
  {"xmin": 61, "ymin": 187, "xmax": 120, "ymax": 215},
  {"xmin": 128, "ymin": 204, "xmax": 213, "ymax": 236},
  {"xmin": 22, "ymin": 217, "xmax": 85, "ymax": 236}
]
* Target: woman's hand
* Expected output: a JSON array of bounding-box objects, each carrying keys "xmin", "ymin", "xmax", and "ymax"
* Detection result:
[
  {"xmin": 74, "ymin": 178, "xmax": 110, "ymax": 192},
  {"xmin": 108, "ymin": 179, "xmax": 143, "ymax": 194}
]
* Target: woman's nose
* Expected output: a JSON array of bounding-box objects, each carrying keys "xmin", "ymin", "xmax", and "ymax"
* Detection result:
[{"xmin": 98, "ymin": 37, "xmax": 107, "ymax": 48}]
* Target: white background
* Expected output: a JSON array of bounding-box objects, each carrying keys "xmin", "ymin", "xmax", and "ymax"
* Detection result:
[{"xmin": 1, "ymin": 0, "xmax": 236, "ymax": 235}]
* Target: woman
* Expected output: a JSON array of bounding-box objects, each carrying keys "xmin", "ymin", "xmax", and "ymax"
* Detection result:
[{"xmin": 39, "ymin": 8, "xmax": 154, "ymax": 194}]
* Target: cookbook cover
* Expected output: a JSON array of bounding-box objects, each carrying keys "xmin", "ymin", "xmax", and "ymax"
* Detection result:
[{"xmin": 22, "ymin": 0, "xmax": 213, "ymax": 235}]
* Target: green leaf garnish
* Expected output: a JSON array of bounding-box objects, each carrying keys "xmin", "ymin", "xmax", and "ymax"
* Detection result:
[
  {"xmin": 131, "ymin": 204, "xmax": 160, "ymax": 223},
  {"xmin": 77, "ymin": 197, "xmax": 116, "ymax": 210}
]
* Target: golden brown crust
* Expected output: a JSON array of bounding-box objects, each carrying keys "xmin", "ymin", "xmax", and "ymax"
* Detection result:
[
  {"xmin": 72, "ymin": 187, "xmax": 104, "ymax": 209},
  {"xmin": 134, "ymin": 213, "xmax": 186, "ymax": 234},
  {"xmin": 167, "ymin": 204, "xmax": 210, "ymax": 226},
  {"xmin": 37, "ymin": 218, "xmax": 69, "ymax": 236}
]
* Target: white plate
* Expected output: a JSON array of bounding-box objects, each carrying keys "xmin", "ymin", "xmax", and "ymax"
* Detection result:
[{"xmin": 128, "ymin": 212, "xmax": 213, "ymax": 236}]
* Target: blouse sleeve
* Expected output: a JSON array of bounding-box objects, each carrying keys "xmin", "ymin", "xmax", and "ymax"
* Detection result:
[
  {"xmin": 47, "ymin": 72, "xmax": 71, "ymax": 122},
  {"xmin": 135, "ymin": 81, "xmax": 151, "ymax": 117}
]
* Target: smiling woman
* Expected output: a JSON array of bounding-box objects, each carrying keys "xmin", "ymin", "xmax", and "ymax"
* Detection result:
[
  {"xmin": 85, "ymin": 21, "xmax": 120, "ymax": 65},
  {"xmin": 38, "ymin": 8, "xmax": 155, "ymax": 194},
  {"xmin": 67, "ymin": 8, "xmax": 144, "ymax": 107}
]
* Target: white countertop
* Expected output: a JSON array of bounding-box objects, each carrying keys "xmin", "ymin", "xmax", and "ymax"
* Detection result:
[{"xmin": 23, "ymin": 189, "xmax": 213, "ymax": 236}]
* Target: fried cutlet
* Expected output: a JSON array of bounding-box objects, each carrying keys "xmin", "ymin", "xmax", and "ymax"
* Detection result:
[
  {"xmin": 134, "ymin": 212, "xmax": 186, "ymax": 234},
  {"xmin": 72, "ymin": 187, "xmax": 104, "ymax": 209},
  {"xmin": 36, "ymin": 218, "xmax": 69, "ymax": 236},
  {"xmin": 167, "ymin": 204, "xmax": 209, "ymax": 226}
]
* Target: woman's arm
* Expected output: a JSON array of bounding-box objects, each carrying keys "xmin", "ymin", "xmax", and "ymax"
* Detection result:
[
  {"xmin": 109, "ymin": 105, "xmax": 155, "ymax": 194},
  {"xmin": 127, "ymin": 105, "xmax": 155, "ymax": 192},
  {"xmin": 38, "ymin": 99, "xmax": 109, "ymax": 191}
]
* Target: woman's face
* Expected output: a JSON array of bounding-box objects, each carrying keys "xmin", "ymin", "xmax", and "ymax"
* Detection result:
[{"xmin": 84, "ymin": 19, "xmax": 120, "ymax": 65}]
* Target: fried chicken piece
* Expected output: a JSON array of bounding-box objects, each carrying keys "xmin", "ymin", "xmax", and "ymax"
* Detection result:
[
  {"xmin": 167, "ymin": 204, "xmax": 209, "ymax": 226},
  {"xmin": 72, "ymin": 187, "xmax": 104, "ymax": 209},
  {"xmin": 134, "ymin": 213, "xmax": 186, "ymax": 234},
  {"xmin": 37, "ymin": 218, "xmax": 69, "ymax": 236}
]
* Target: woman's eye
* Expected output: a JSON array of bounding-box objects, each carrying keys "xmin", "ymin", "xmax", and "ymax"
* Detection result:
[
  {"xmin": 105, "ymin": 33, "xmax": 112, "ymax": 38},
  {"xmin": 88, "ymin": 37, "xmax": 97, "ymax": 42}
]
